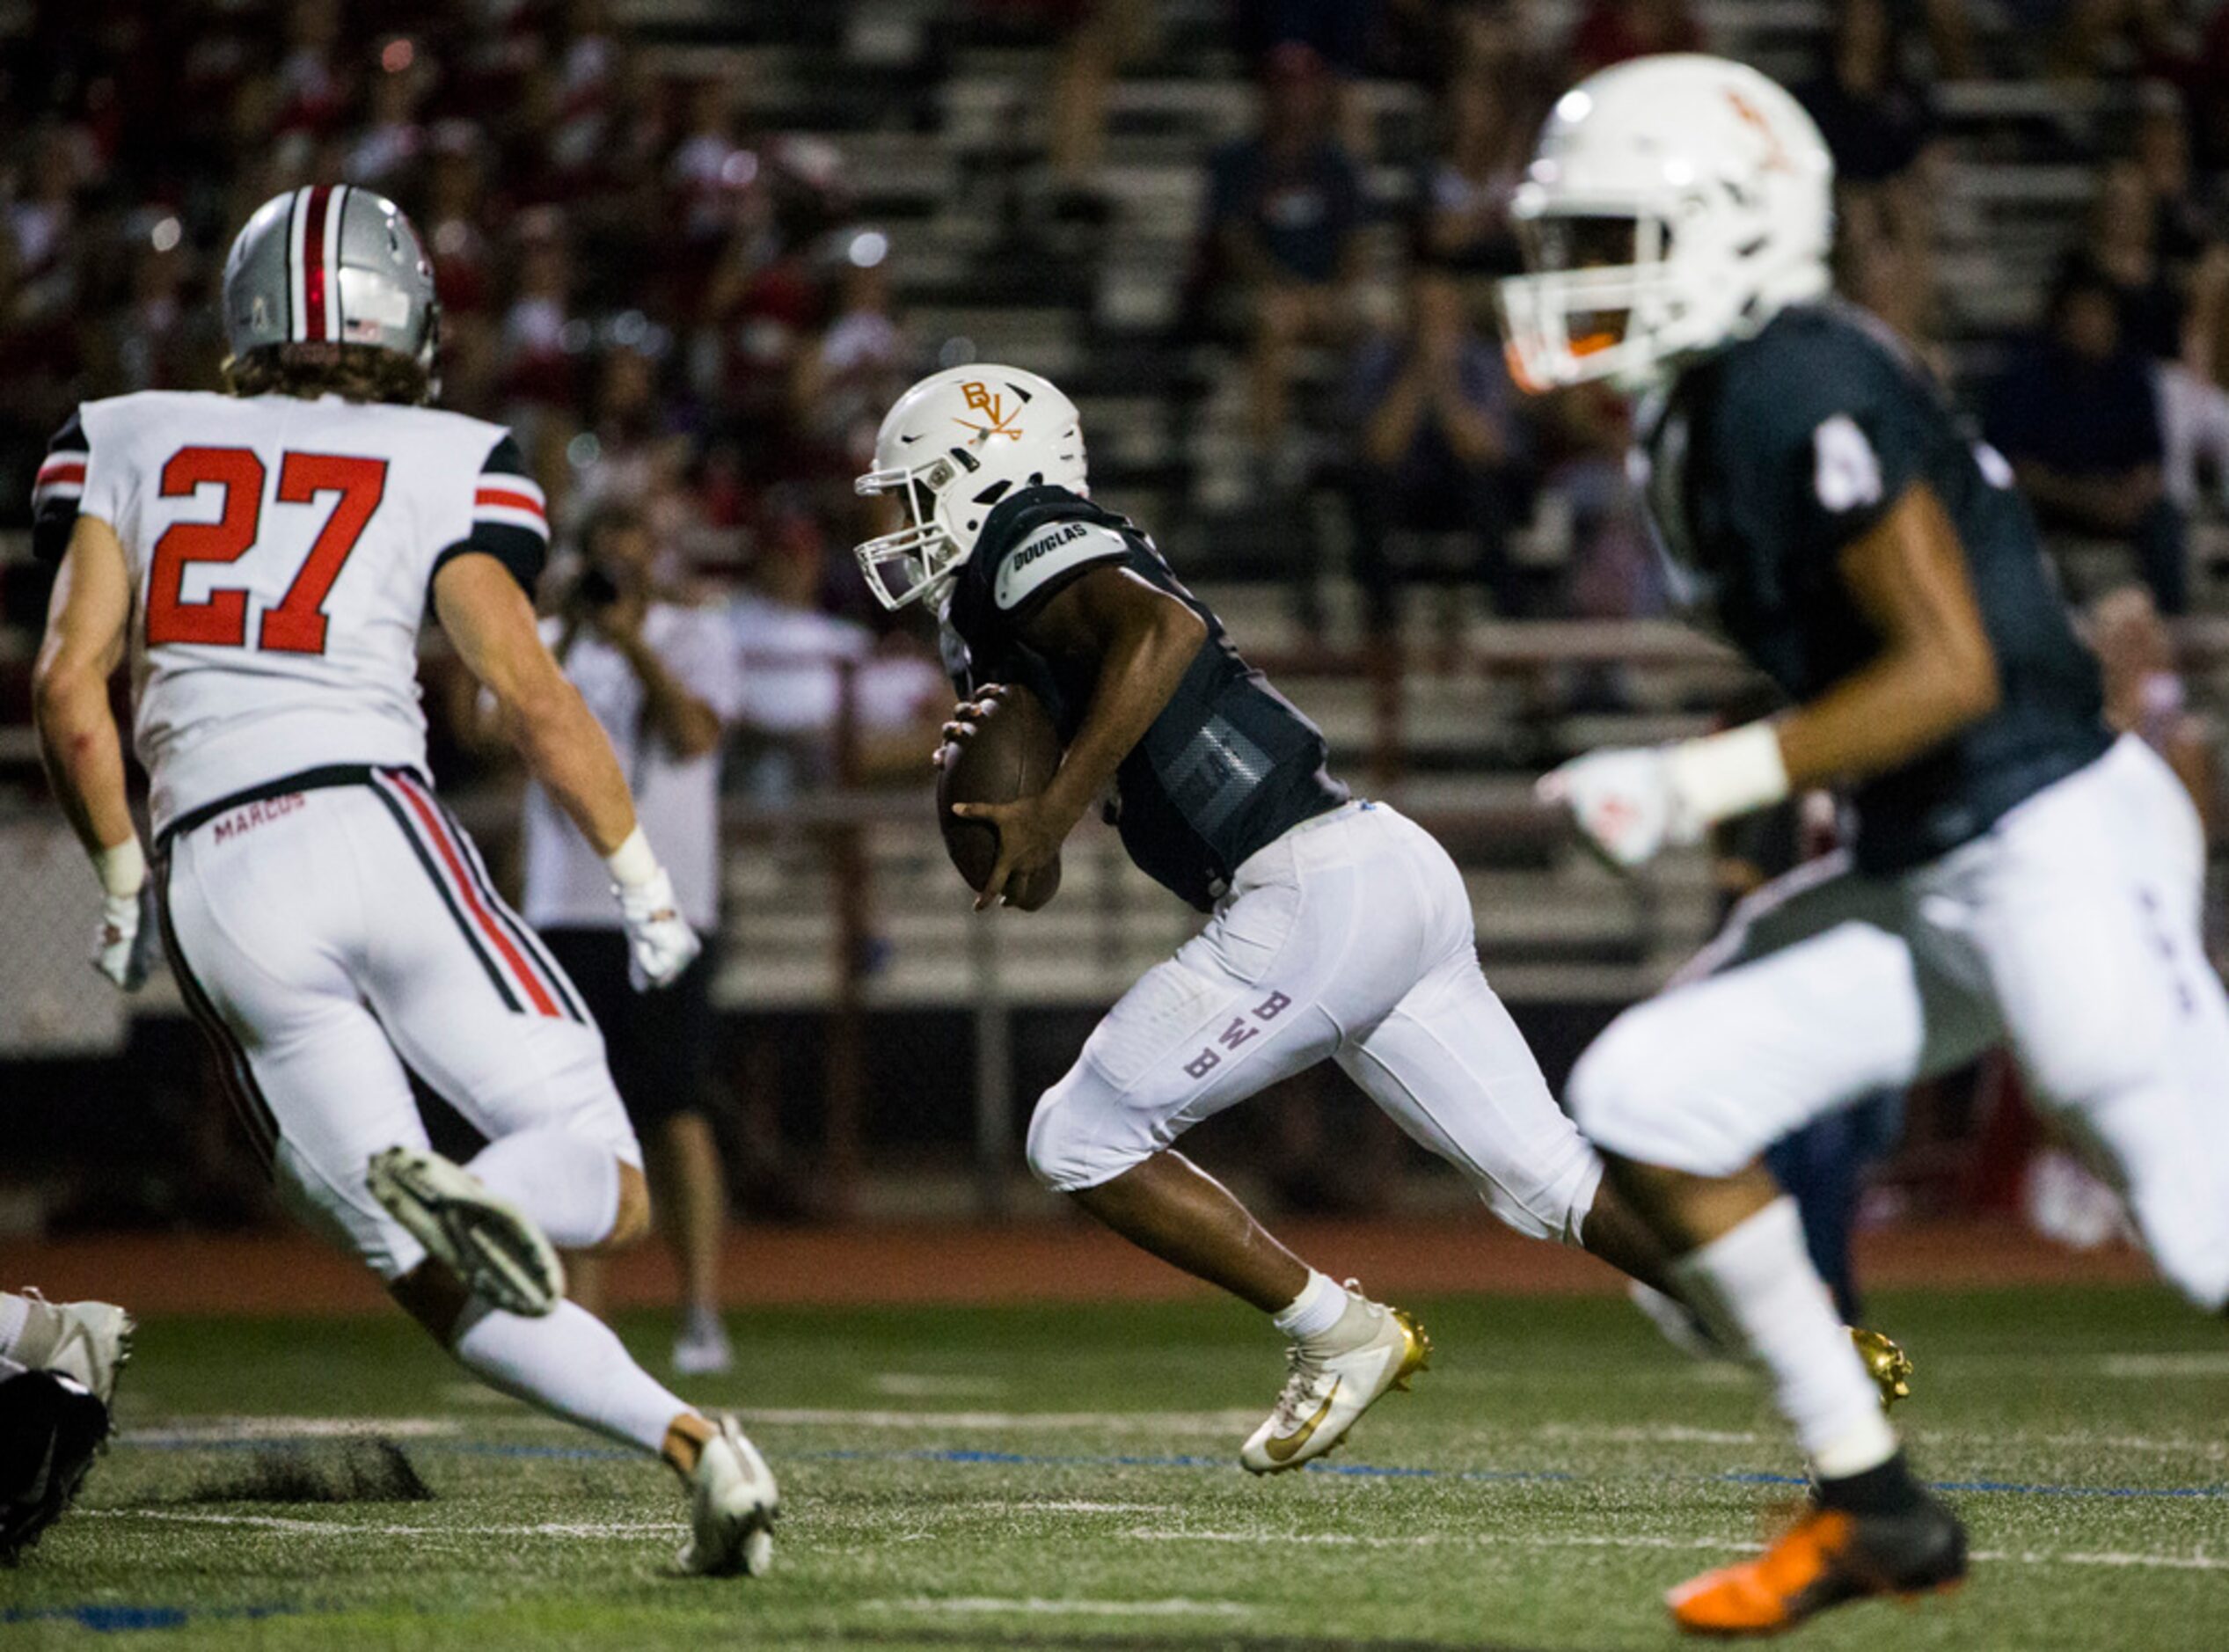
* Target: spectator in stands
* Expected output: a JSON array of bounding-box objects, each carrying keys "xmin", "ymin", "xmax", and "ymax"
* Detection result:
[
  {"xmin": 790, "ymin": 233, "xmax": 916, "ymax": 482},
  {"xmin": 2089, "ymin": 583, "xmax": 2218, "ymax": 833},
  {"xmin": 1986, "ymin": 259, "xmax": 2187, "ymax": 612},
  {"xmin": 420, "ymin": 121, "xmax": 501, "ymax": 415},
  {"xmin": 727, "ymin": 493, "xmax": 949, "ymax": 797},
  {"xmin": 1568, "ymin": 0, "xmax": 1703, "ymax": 73},
  {"xmin": 1344, "ymin": 267, "xmax": 1531, "ymax": 635},
  {"xmin": 498, "ymin": 207, "xmax": 588, "ymax": 482},
  {"xmin": 347, "ymin": 35, "xmax": 431, "ymax": 192},
  {"xmin": 1540, "ymin": 384, "xmax": 1664, "ymax": 632},
  {"xmin": 1413, "ymin": 18, "xmax": 1534, "ymax": 279},
  {"xmin": 516, "ymin": 501, "xmax": 742, "ymax": 1376},
  {"xmin": 1797, "ymin": 0, "xmax": 1941, "ymax": 343},
  {"xmin": 1202, "ymin": 41, "xmax": 1363, "ymax": 491},
  {"xmin": 2092, "ymin": 154, "xmax": 2229, "ymax": 520},
  {"xmin": 1044, "ymin": 0, "xmax": 1156, "ymax": 217}
]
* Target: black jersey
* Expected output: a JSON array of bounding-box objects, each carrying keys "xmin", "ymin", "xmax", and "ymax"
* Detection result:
[
  {"xmin": 943, "ymin": 486, "xmax": 1347, "ymax": 910},
  {"xmin": 1637, "ymin": 301, "xmax": 2112, "ymax": 874}
]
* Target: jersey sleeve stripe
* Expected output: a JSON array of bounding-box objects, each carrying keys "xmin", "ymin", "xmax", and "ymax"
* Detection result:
[
  {"xmin": 472, "ymin": 505, "xmax": 551, "ymax": 541},
  {"xmin": 37, "ymin": 453, "xmax": 88, "ymax": 482},
  {"xmin": 474, "ymin": 486, "xmax": 547, "ymax": 520},
  {"xmin": 33, "ymin": 464, "xmax": 85, "ymax": 505}
]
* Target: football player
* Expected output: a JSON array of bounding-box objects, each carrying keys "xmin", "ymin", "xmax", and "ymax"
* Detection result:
[
  {"xmin": 1503, "ymin": 55, "xmax": 2229, "ymax": 1633},
  {"xmin": 0, "ymin": 1288, "xmax": 129, "ymax": 1564},
  {"xmin": 857, "ymin": 365, "xmax": 1754, "ymax": 1473},
  {"xmin": 32, "ymin": 188, "xmax": 775, "ymax": 1575}
]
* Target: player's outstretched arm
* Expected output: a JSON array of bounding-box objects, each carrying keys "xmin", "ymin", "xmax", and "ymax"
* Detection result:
[
  {"xmin": 435, "ymin": 552, "xmax": 700, "ymax": 989},
  {"xmin": 435, "ymin": 552, "xmax": 639, "ymax": 855},
  {"xmin": 1543, "ymin": 485, "xmax": 1999, "ymax": 868},
  {"xmin": 1775, "ymin": 481, "xmax": 2001, "ymax": 788},
  {"xmin": 952, "ymin": 567, "xmax": 1206, "ymax": 910},
  {"xmin": 34, "ymin": 515, "xmax": 154, "ymax": 989}
]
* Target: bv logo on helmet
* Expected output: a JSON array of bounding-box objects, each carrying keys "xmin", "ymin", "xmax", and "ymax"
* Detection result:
[{"xmin": 955, "ymin": 381, "xmax": 1021, "ymax": 442}]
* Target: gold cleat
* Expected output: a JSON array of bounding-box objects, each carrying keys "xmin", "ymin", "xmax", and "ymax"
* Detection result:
[
  {"xmin": 1240, "ymin": 1294, "xmax": 1432, "ymax": 1474},
  {"xmin": 1848, "ymin": 1326, "xmax": 1913, "ymax": 1410}
]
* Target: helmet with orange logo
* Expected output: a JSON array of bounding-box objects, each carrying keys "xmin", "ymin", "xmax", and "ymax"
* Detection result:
[
  {"xmin": 853, "ymin": 364, "xmax": 1088, "ymax": 610},
  {"xmin": 1495, "ymin": 55, "xmax": 1833, "ymax": 396}
]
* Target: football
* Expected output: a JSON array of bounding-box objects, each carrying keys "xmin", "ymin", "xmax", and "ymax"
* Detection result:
[{"xmin": 936, "ymin": 683, "xmax": 1063, "ymax": 906}]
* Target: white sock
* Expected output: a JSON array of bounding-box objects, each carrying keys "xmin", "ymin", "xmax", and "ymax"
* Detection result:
[
  {"xmin": 450, "ymin": 1300, "xmax": 694, "ymax": 1457},
  {"xmin": 1671, "ymin": 1196, "xmax": 1897, "ymax": 1480},
  {"xmin": 1272, "ymin": 1269, "xmax": 1350, "ymax": 1343},
  {"xmin": 0, "ymin": 1293, "xmax": 30, "ymax": 1362},
  {"xmin": 468, "ymin": 1129, "xmax": 623, "ymax": 1251}
]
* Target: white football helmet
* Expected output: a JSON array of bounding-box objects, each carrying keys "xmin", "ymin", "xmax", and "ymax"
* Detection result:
[
  {"xmin": 1496, "ymin": 55, "xmax": 1834, "ymax": 395},
  {"xmin": 854, "ymin": 364, "xmax": 1087, "ymax": 610}
]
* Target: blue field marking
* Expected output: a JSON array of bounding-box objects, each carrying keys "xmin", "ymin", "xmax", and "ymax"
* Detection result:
[
  {"xmin": 121, "ymin": 1431, "xmax": 2227, "ymax": 1502},
  {"xmin": 0, "ymin": 1604, "xmax": 299, "ymax": 1634}
]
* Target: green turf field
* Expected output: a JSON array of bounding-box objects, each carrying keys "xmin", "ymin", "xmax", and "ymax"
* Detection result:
[{"xmin": 5, "ymin": 1285, "xmax": 2223, "ymax": 1648}]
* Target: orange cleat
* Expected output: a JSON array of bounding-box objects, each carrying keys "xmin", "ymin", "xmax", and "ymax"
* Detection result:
[{"xmin": 1668, "ymin": 1495, "xmax": 1967, "ymax": 1636}]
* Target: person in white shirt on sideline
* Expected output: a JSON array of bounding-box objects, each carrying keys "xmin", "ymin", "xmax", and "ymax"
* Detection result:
[{"xmin": 516, "ymin": 501, "xmax": 744, "ymax": 1374}]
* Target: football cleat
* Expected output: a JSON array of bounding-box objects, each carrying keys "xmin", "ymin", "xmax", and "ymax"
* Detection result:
[
  {"xmin": 1241, "ymin": 1289, "xmax": 1430, "ymax": 1474},
  {"xmin": 1630, "ymin": 1284, "xmax": 1915, "ymax": 1411},
  {"xmin": 677, "ymin": 1415, "xmax": 779, "ymax": 1577},
  {"xmin": 0, "ymin": 1371, "xmax": 113, "ymax": 1563},
  {"xmin": 366, "ymin": 1146, "xmax": 564, "ymax": 1318},
  {"xmin": 1667, "ymin": 1492, "xmax": 1967, "ymax": 1635},
  {"xmin": 1849, "ymin": 1327, "xmax": 1913, "ymax": 1410},
  {"xmin": 18, "ymin": 1291, "xmax": 134, "ymax": 1408}
]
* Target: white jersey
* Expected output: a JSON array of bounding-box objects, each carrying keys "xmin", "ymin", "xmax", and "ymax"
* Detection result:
[{"xmin": 33, "ymin": 390, "xmax": 549, "ymax": 834}]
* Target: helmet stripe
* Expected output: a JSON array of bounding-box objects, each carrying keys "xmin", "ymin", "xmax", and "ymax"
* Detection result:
[
  {"xmin": 285, "ymin": 187, "xmax": 310, "ymax": 341},
  {"xmin": 300, "ymin": 185, "xmax": 338, "ymax": 344}
]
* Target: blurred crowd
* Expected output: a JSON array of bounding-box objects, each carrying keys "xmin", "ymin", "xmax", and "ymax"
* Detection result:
[
  {"xmin": 1181, "ymin": 0, "xmax": 2229, "ymax": 626},
  {"xmin": 0, "ymin": 0, "xmax": 2225, "ymax": 670}
]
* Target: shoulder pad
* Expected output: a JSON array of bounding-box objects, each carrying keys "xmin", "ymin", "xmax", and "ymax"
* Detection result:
[{"xmin": 993, "ymin": 519, "xmax": 1129, "ymax": 612}]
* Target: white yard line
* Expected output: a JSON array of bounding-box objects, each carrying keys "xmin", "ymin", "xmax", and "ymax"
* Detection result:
[
  {"xmin": 1534, "ymin": 1422, "xmax": 2226, "ymax": 1460},
  {"xmin": 735, "ymin": 1406, "xmax": 1261, "ymax": 1433},
  {"xmin": 81, "ymin": 1510, "xmax": 682, "ymax": 1539},
  {"xmin": 77, "ymin": 1508, "xmax": 2227, "ymax": 1574},
  {"xmin": 2097, "ymin": 1353, "xmax": 2229, "ymax": 1378},
  {"xmin": 870, "ymin": 1373, "xmax": 1011, "ymax": 1398},
  {"xmin": 864, "ymin": 1597, "xmax": 1251, "ymax": 1618},
  {"xmin": 122, "ymin": 1418, "xmax": 463, "ymax": 1443},
  {"xmin": 1122, "ymin": 1528, "xmax": 2229, "ymax": 1573}
]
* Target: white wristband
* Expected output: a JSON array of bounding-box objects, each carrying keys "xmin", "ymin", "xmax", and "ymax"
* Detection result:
[
  {"xmin": 603, "ymin": 825, "xmax": 660, "ymax": 889},
  {"xmin": 1668, "ymin": 722, "xmax": 1790, "ymax": 829},
  {"xmin": 93, "ymin": 837, "xmax": 146, "ymax": 899}
]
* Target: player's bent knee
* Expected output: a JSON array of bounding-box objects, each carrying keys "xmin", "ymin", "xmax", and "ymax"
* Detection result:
[
  {"xmin": 1477, "ymin": 1145, "xmax": 1603, "ymax": 1248},
  {"xmin": 1568, "ymin": 1006, "xmax": 1748, "ymax": 1178},
  {"xmin": 1025, "ymin": 1067, "xmax": 1142, "ymax": 1195}
]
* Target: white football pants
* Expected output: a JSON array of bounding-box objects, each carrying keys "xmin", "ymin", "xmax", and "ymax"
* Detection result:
[
  {"xmin": 1027, "ymin": 800, "xmax": 1604, "ymax": 1245},
  {"xmin": 156, "ymin": 771, "xmax": 639, "ymax": 1281},
  {"xmin": 1570, "ymin": 736, "xmax": 2229, "ymax": 1310}
]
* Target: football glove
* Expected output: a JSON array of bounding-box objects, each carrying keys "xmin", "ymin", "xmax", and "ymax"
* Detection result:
[
  {"xmin": 612, "ymin": 866, "xmax": 701, "ymax": 991},
  {"xmin": 1540, "ymin": 725, "xmax": 1789, "ymax": 869},
  {"xmin": 1539, "ymin": 746, "xmax": 1692, "ymax": 868},
  {"xmin": 94, "ymin": 885, "xmax": 160, "ymax": 992}
]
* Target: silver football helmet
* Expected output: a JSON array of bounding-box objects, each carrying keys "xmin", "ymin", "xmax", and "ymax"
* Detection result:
[{"xmin": 222, "ymin": 186, "xmax": 439, "ymax": 372}]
